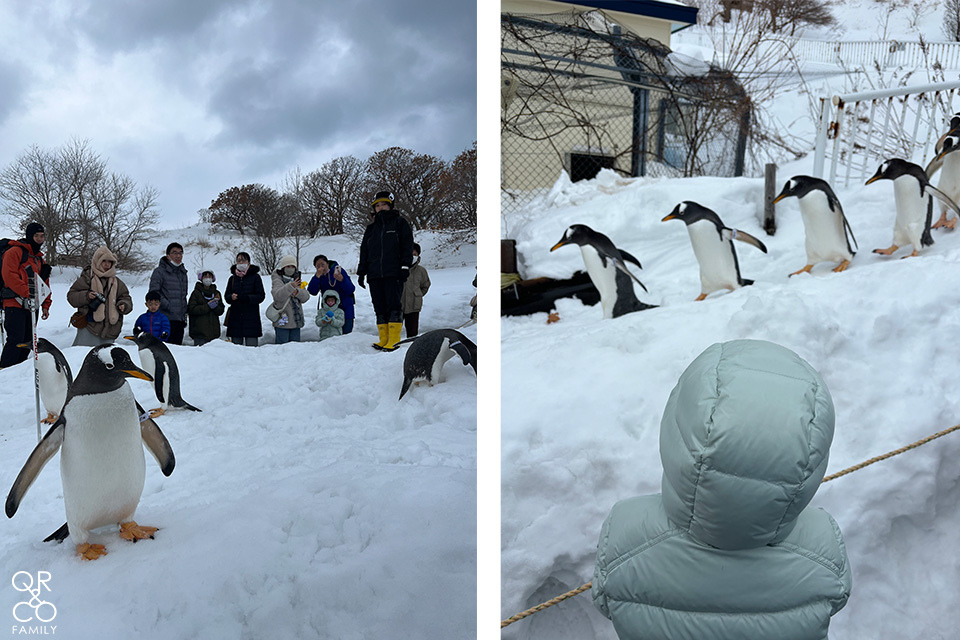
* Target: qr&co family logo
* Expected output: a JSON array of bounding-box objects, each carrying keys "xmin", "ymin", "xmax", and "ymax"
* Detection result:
[{"xmin": 10, "ymin": 572, "xmax": 56, "ymax": 636}]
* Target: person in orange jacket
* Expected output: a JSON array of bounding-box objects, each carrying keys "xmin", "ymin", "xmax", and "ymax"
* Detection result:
[{"xmin": 0, "ymin": 223, "xmax": 52, "ymax": 369}]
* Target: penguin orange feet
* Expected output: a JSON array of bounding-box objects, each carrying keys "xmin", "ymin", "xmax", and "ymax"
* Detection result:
[
  {"xmin": 900, "ymin": 250, "xmax": 918, "ymax": 259},
  {"xmin": 695, "ymin": 293, "xmax": 707, "ymax": 302},
  {"xmin": 932, "ymin": 213, "xmax": 957, "ymax": 230},
  {"xmin": 789, "ymin": 264, "xmax": 813, "ymax": 277},
  {"xmin": 41, "ymin": 412, "xmax": 57, "ymax": 424},
  {"xmin": 148, "ymin": 408, "xmax": 165, "ymax": 419},
  {"xmin": 77, "ymin": 543, "xmax": 107, "ymax": 560},
  {"xmin": 873, "ymin": 244, "xmax": 899, "ymax": 256},
  {"xmin": 833, "ymin": 260, "xmax": 851, "ymax": 273},
  {"xmin": 119, "ymin": 521, "xmax": 158, "ymax": 542}
]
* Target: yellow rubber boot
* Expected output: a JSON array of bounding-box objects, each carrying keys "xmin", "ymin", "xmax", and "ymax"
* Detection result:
[
  {"xmin": 382, "ymin": 322, "xmax": 403, "ymax": 351},
  {"xmin": 372, "ymin": 323, "xmax": 388, "ymax": 349}
]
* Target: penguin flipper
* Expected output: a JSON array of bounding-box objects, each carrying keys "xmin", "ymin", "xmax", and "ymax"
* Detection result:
[
  {"xmin": 399, "ymin": 377, "xmax": 413, "ymax": 401},
  {"xmin": 137, "ymin": 402, "xmax": 175, "ymax": 476},
  {"xmin": 153, "ymin": 363, "xmax": 167, "ymax": 405},
  {"xmin": 6, "ymin": 419, "xmax": 65, "ymax": 518},
  {"xmin": 724, "ymin": 228, "xmax": 768, "ymax": 254},
  {"xmin": 43, "ymin": 522, "xmax": 69, "ymax": 544},
  {"xmin": 841, "ymin": 213, "xmax": 859, "ymax": 253},
  {"xmin": 924, "ymin": 184, "xmax": 960, "ymax": 216},
  {"xmin": 451, "ymin": 332, "xmax": 478, "ymax": 374},
  {"xmin": 611, "ymin": 258, "xmax": 649, "ymax": 293},
  {"xmin": 618, "ymin": 248, "xmax": 643, "ymax": 270}
]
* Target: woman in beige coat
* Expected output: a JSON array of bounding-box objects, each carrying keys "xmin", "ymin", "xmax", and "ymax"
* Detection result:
[
  {"xmin": 66, "ymin": 246, "xmax": 133, "ymax": 346},
  {"xmin": 269, "ymin": 254, "xmax": 311, "ymax": 344},
  {"xmin": 401, "ymin": 242, "xmax": 431, "ymax": 338}
]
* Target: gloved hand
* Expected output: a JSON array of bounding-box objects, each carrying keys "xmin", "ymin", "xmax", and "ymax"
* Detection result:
[
  {"xmin": 208, "ymin": 298, "xmax": 219, "ymax": 309},
  {"xmin": 358, "ymin": 274, "xmax": 365, "ymax": 289},
  {"xmin": 400, "ymin": 269, "xmax": 409, "ymax": 282}
]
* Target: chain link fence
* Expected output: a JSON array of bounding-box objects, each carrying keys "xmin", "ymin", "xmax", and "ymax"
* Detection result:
[{"xmin": 502, "ymin": 11, "xmax": 750, "ymax": 216}]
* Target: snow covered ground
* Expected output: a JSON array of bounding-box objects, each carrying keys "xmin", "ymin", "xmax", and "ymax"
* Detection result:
[
  {"xmin": 500, "ymin": 168, "xmax": 960, "ymax": 639},
  {"xmin": 0, "ymin": 226, "xmax": 477, "ymax": 638}
]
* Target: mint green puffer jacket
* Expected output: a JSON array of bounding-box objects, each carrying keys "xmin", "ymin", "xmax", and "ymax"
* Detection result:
[{"xmin": 593, "ymin": 340, "xmax": 852, "ymax": 640}]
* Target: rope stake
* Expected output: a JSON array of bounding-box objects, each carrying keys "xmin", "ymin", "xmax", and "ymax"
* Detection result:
[{"xmin": 501, "ymin": 421, "xmax": 960, "ymax": 629}]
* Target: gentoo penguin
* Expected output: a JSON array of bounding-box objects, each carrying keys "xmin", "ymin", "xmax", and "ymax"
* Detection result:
[
  {"xmin": 773, "ymin": 176, "xmax": 857, "ymax": 275},
  {"xmin": 923, "ymin": 112, "xmax": 960, "ymax": 180},
  {"xmin": 125, "ymin": 332, "xmax": 201, "ymax": 418},
  {"xmin": 5, "ymin": 344, "xmax": 176, "ymax": 560},
  {"xmin": 17, "ymin": 338, "xmax": 73, "ymax": 423},
  {"xmin": 662, "ymin": 202, "xmax": 768, "ymax": 301},
  {"xmin": 396, "ymin": 329, "xmax": 477, "ymax": 400},
  {"xmin": 930, "ymin": 132, "xmax": 960, "ymax": 230},
  {"xmin": 865, "ymin": 158, "xmax": 960, "ymax": 257},
  {"xmin": 549, "ymin": 224, "xmax": 655, "ymax": 318}
]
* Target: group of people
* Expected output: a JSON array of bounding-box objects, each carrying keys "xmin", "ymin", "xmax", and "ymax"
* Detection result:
[{"xmin": 0, "ymin": 191, "xmax": 433, "ymax": 364}]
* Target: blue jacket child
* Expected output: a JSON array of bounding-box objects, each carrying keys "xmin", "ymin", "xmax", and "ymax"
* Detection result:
[{"xmin": 133, "ymin": 290, "xmax": 171, "ymax": 341}]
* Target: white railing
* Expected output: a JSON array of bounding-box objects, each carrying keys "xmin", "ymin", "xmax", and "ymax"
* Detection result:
[
  {"xmin": 811, "ymin": 80, "xmax": 960, "ymax": 187},
  {"xmin": 673, "ymin": 31, "xmax": 960, "ymax": 70}
]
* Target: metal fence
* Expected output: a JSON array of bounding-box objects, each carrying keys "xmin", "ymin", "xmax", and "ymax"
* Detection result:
[
  {"xmin": 501, "ymin": 13, "xmax": 749, "ymax": 215},
  {"xmin": 812, "ymin": 80, "xmax": 960, "ymax": 188}
]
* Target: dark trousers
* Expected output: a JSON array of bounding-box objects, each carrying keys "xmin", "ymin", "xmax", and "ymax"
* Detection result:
[
  {"xmin": 0, "ymin": 307, "xmax": 32, "ymax": 368},
  {"xmin": 403, "ymin": 312, "xmax": 419, "ymax": 338},
  {"xmin": 168, "ymin": 320, "xmax": 186, "ymax": 345},
  {"xmin": 369, "ymin": 278, "xmax": 403, "ymax": 324},
  {"xmin": 343, "ymin": 317, "xmax": 354, "ymax": 334}
]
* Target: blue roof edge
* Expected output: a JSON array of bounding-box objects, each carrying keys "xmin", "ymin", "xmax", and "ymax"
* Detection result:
[{"xmin": 551, "ymin": 0, "xmax": 698, "ymax": 25}]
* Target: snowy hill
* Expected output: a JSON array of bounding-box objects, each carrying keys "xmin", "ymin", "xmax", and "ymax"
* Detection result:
[
  {"xmin": 0, "ymin": 226, "xmax": 477, "ymax": 638},
  {"xmin": 500, "ymin": 169, "xmax": 960, "ymax": 639}
]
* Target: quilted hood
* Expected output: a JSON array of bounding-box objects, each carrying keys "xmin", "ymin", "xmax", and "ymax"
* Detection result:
[{"xmin": 659, "ymin": 340, "xmax": 835, "ymax": 550}]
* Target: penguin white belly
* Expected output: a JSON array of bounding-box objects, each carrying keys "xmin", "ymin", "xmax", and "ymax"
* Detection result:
[
  {"xmin": 160, "ymin": 362, "xmax": 171, "ymax": 410},
  {"xmin": 938, "ymin": 152, "xmax": 960, "ymax": 206},
  {"xmin": 138, "ymin": 347, "xmax": 162, "ymax": 406},
  {"xmin": 687, "ymin": 221, "xmax": 738, "ymax": 294},
  {"xmin": 37, "ymin": 353, "xmax": 68, "ymax": 416},
  {"xmin": 798, "ymin": 192, "xmax": 851, "ymax": 264},
  {"xmin": 579, "ymin": 245, "xmax": 618, "ymax": 319},
  {"xmin": 60, "ymin": 387, "xmax": 146, "ymax": 543},
  {"xmin": 892, "ymin": 177, "xmax": 928, "ymax": 248},
  {"xmin": 429, "ymin": 338, "xmax": 456, "ymax": 385}
]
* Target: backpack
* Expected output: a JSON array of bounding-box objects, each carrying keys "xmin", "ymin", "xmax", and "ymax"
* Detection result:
[{"xmin": 0, "ymin": 239, "xmax": 51, "ymax": 299}]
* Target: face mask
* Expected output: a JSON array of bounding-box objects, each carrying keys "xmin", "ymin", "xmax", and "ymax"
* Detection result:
[
  {"xmin": 202, "ymin": 278, "xmax": 213, "ymax": 286},
  {"xmin": 171, "ymin": 259, "xmax": 182, "ymax": 266},
  {"xmin": 236, "ymin": 263, "xmax": 249, "ymax": 272},
  {"xmin": 283, "ymin": 266, "xmax": 296, "ymax": 277}
]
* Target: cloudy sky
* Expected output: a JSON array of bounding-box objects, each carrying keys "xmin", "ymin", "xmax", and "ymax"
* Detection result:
[{"xmin": 0, "ymin": 0, "xmax": 477, "ymax": 229}]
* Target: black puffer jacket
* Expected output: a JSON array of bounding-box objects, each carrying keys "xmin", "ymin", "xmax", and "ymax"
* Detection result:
[
  {"xmin": 357, "ymin": 210, "xmax": 414, "ymax": 279},
  {"xmin": 224, "ymin": 265, "xmax": 265, "ymax": 338},
  {"xmin": 148, "ymin": 256, "xmax": 189, "ymax": 322}
]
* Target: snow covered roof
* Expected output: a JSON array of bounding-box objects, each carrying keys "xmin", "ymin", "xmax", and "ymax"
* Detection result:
[{"xmin": 550, "ymin": 0, "xmax": 698, "ymax": 25}]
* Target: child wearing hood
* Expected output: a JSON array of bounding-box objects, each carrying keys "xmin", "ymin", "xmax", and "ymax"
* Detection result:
[
  {"xmin": 187, "ymin": 270, "xmax": 224, "ymax": 346},
  {"xmin": 315, "ymin": 289, "xmax": 345, "ymax": 342}
]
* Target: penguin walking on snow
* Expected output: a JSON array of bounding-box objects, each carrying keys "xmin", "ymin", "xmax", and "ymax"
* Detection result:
[
  {"xmin": 929, "ymin": 130, "xmax": 960, "ymax": 230},
  {"xmin": 865, "ymin": 158, "xmax": 960, "ymax": 258},
  {"xmin": 397, "ymin": 329, "xmax": 476, "ymax": 400},
  {"xmin": 5, "ymin": 344, "xmax": 175, "ymax": 560},
  {"xmin": 549, "ymin": 224, "xmax": 655, "ymax": 318},
  {"xmin": 18, "ymin": 338, "xmax": 73, "ymax": 424},
  {"xmin": 773, "ymin": 175, "xmax": 857, "ymax": 275},
  {"xmin": 125, "ymin": 332, "xmax": 201, "ymax": 417},
  {"xmin": 662, "ymin": 202, "xmax": 768, "ymax": 301}
]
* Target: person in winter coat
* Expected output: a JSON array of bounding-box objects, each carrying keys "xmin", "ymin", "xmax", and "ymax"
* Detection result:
[
  {"xmin": 269, "ymin": 254, "xmax": 311, "ymax": 344},
  {"xmin": 224, "ymin": 252, "xmax": 265, "ymax": 347},
  {"xmin": 401, "ymin": 242, "xmax": 431, "ymax": 338},
  {"xmin": 133, "ymin": 291, "xmax": 171, "ymax": 341},
  {"xmin": 187, "ymin": 270, "xmax": 224, "ymax": 346},
  {"xmin": 66, "ymin": 245, "xmax": 133, "ymax": 346},
  {"xmin": 593, "ymin": 340, "xmax": 851, "ymax": 640},
  {"xmin": 306, "ymin": 254, "xmax": 356, "ymax": 334},
  {"xmin": 148, "ymin": 242, "xmax": 188, "ymax": 345},
  {"xmin": 0, "ymin": 222, "xmax": 52, "ymax": 369},
  {"xmin": 315, "ymin": 289, "xmax": 345, "ymax": 342},
  {"xmin": 357, "ymin": 190, "xmax": 413, "ymax": 351}
]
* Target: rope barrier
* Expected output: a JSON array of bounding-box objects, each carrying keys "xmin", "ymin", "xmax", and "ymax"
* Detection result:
[{"xmin": 500, "ymin": 421, "xmax": 960, "ymax": 630}]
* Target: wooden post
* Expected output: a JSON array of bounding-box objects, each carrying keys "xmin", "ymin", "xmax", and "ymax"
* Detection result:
[{"xmin": 764, "ymin": 163, "xmax": 777, "ymax": 235}]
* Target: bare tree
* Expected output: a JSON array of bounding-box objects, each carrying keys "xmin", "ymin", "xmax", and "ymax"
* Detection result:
[
  {"xmin": 208, "ymin": 185, "xmax": 260, "ymax": 236},
  {"xmin": 298, "ymin": 156, "xmax": 368, "ymax": 237},
  {"xmin": 755, "ymin": 0, "xmax": 835, "ymax": 36},
  {"xmin": 243, "ymin": 184, "xmax": 288, "ymax": 270},
  {"xmin": 366, "ymin": 147, "xmax": 453, "ymax": 230},
  {"xmin": 945, "ymin": 0, "xmax": 960, "ymax": 42},
  {"xmin": 443, "ymin": 142, "xmax": 477, "ymax": 229},
  {"xmin": 88, "ymin": 174, "xmax": 160, "ymax": 270}
]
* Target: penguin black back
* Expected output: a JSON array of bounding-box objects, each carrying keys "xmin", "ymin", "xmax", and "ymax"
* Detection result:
[{"xmin": 36, "ymin": 338, "xmax": 73, "ymax": 387}]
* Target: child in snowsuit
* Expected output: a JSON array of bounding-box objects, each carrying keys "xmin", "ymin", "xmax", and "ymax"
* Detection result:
[
  {"xmin": 315, "ymin": 289, "xmax": 345, "ymax": 342},
  {"xmin": 134, "ymin": 290, "xmax": 171, "ymax": 342},
  {"xmin": 401, "ymin": 242, "xmax": 431, "ymax": 338},
  {"xmin": 187, "ymin": 270, "xmax": 224, "ymax": 346}
]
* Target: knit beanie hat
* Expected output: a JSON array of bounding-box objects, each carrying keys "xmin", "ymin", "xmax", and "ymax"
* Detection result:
[{"xmin": 278, "ymin": 255, "xmax": 297, "ymax": 271}]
